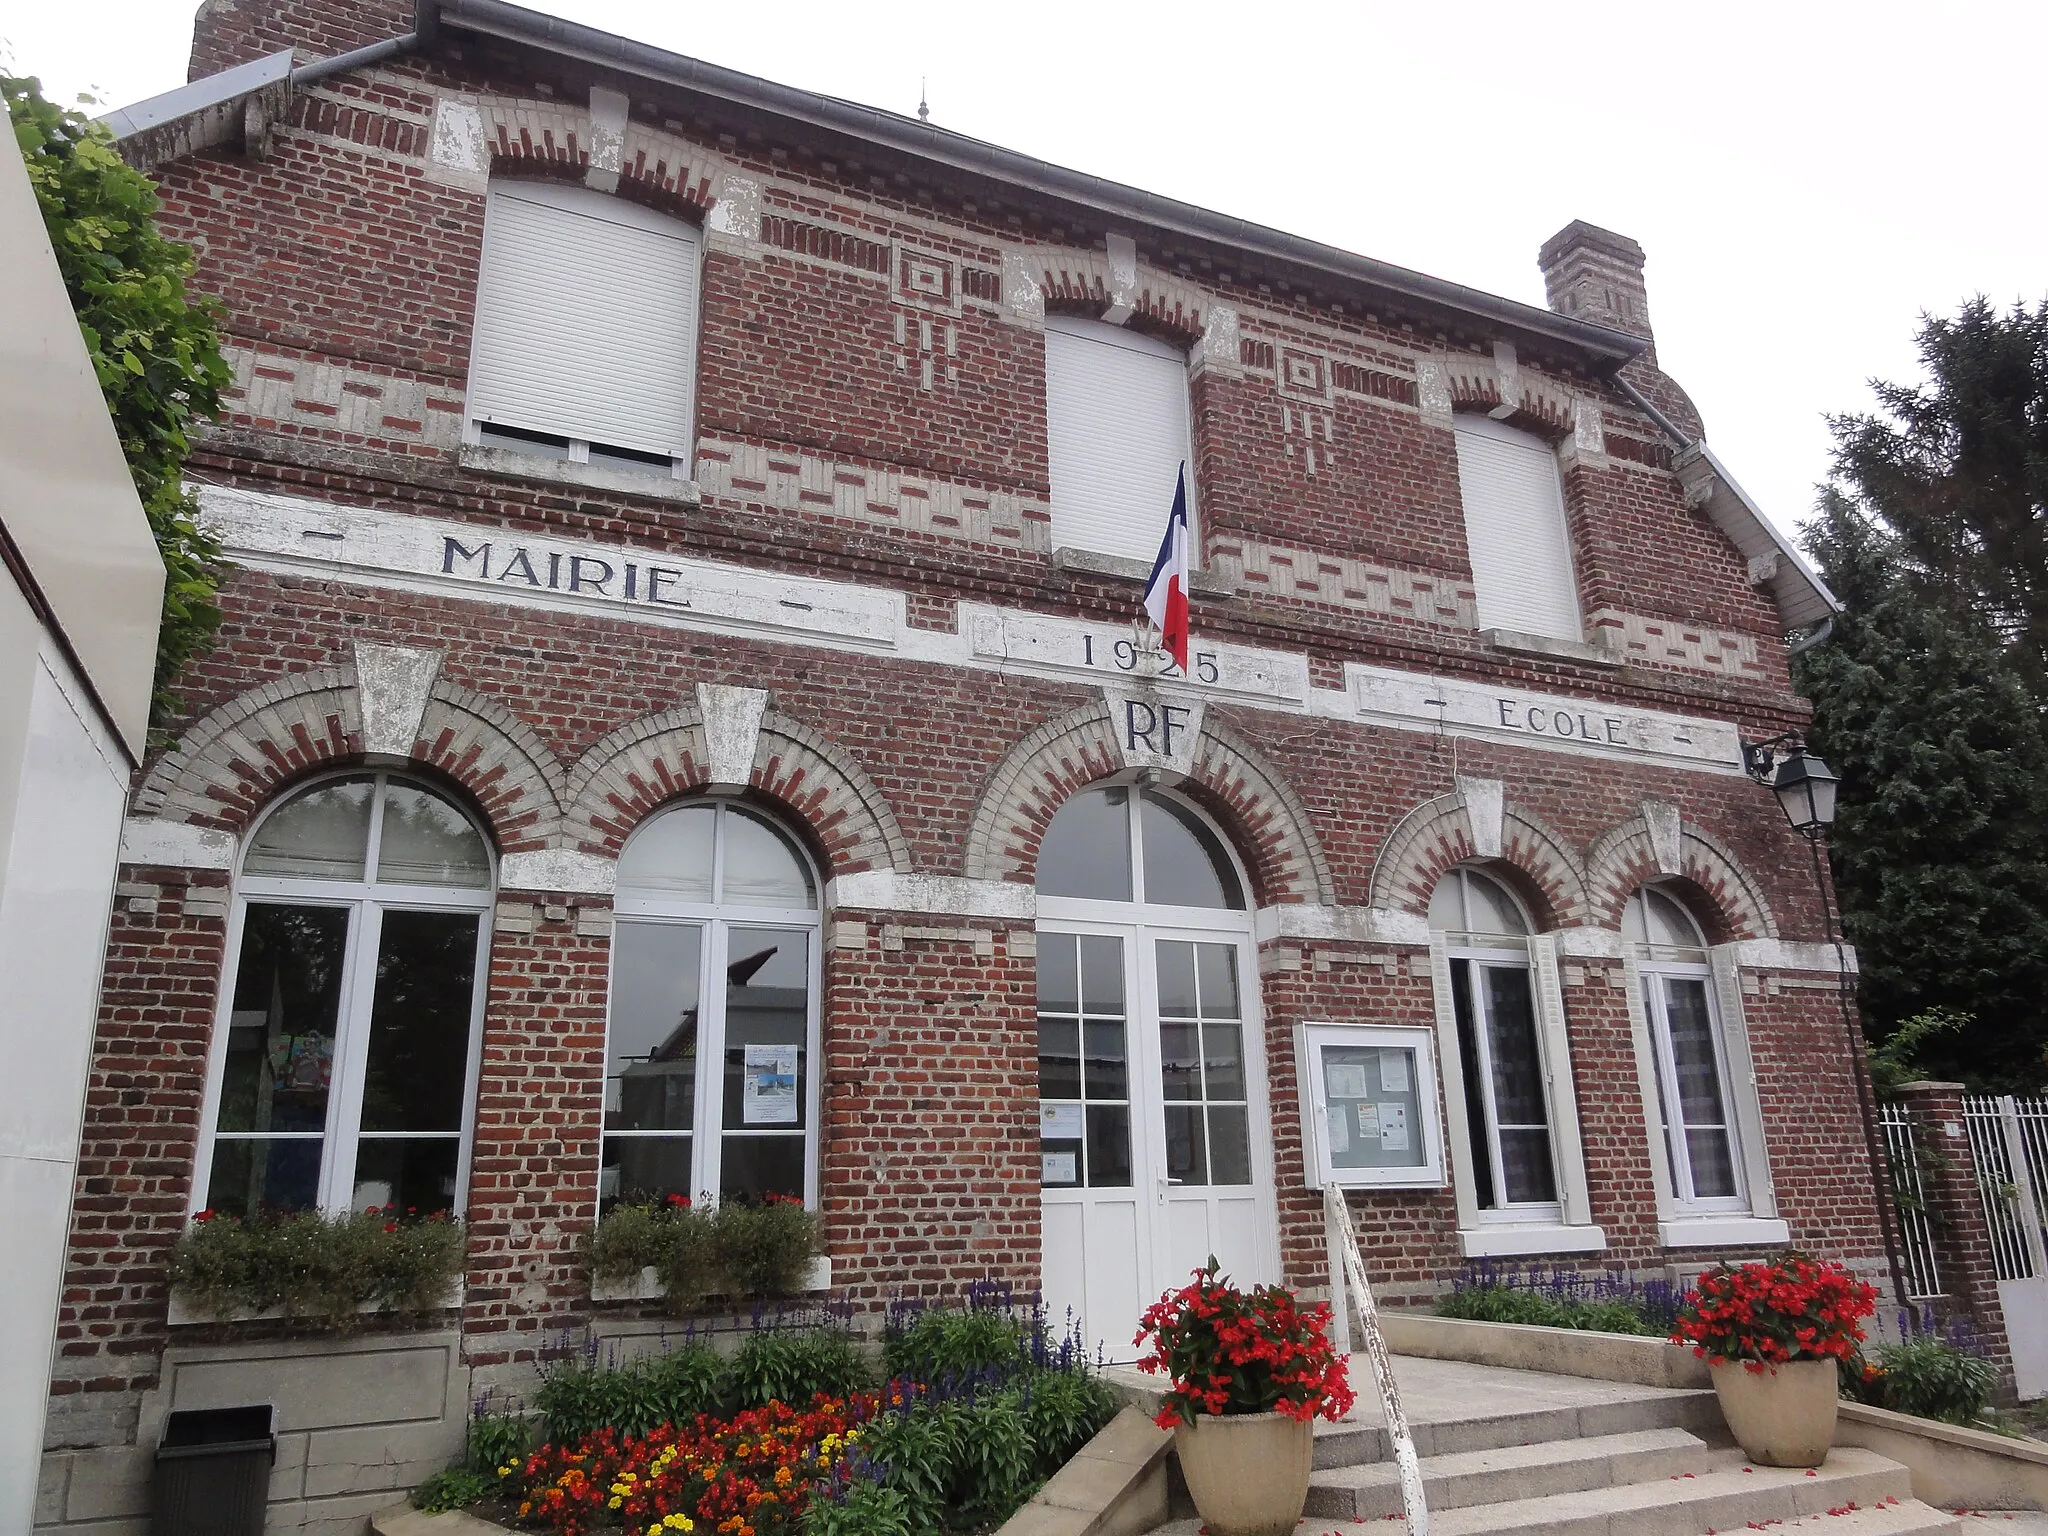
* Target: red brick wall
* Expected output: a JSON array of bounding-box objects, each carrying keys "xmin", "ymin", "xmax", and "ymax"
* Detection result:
[{"xmin": 40, "ymin": 0, "xmax": 1891, "ymax": 1455}]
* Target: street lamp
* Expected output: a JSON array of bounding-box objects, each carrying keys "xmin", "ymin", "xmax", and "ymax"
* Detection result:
[
  {"xmin": 1743, "ymin": 731, "xmax": 1912, "ymax": 1320},
  {"xmin": 1742, "ymin": 736, "xmax": 1840, "ymax": 839}
]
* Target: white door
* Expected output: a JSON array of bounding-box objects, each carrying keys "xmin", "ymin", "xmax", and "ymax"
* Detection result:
[{"xmin": 1035, "ymin": 786, "xmax": 1279, "ymax": 1359}]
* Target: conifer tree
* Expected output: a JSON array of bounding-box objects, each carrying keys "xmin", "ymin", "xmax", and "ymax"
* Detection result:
[{"xmin": 1797, "ymin": 490, "xmax": 2048, "ymax": 1088}]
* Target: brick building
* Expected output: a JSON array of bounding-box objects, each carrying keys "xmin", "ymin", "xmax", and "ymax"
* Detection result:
[{"xmin": 39, "ymin": 1, "xmax": 1887, "ymax": 1528}]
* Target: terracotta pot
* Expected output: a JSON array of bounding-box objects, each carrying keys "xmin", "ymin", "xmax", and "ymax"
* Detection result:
[
  {"xmin": 1172, "ymin": 1409, "xmax": 1315, "ymax": 1536},
  {"xmin": 1709, "ymin": 1357, "xmax": 1839, "ymax": 1467}
]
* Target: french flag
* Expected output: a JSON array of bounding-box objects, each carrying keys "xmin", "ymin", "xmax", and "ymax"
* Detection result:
[{"xmin": 1143, "ymin": 464, "xmax": 1193, "ymax": 674}]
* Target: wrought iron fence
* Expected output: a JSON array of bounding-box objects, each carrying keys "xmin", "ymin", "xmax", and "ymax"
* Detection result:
[
  {"xmin": 1962, "ymin": 1095, "xmax": 2048, "ymax": 1283},
  {"xmin": 1878, "ymin": 1103, "xmax": 1944, "ymax": 1301}
]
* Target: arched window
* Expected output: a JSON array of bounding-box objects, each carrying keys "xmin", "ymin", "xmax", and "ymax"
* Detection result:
[
  {"xmin": 1035, "ymin": 785, "xmax": 1274, "ymax": 1351},
  {"xmin": 1452, "ymin": 415, "xmax": 1581, "ymax": 641},
  {"xmin": 1626, "ymin": 885, "xmax": 1745, "ymax": 1210},
  {"xmin": 196, "ymin": 773, "xmax": 494, "ymax": 1219},
  {"xmin": 604, "ymin": 801, "xmax": 820, "ymax": 1209},
  {"xmin": 1430, "ymin": 867, "xmax": 1557, "ymax": 1213}
]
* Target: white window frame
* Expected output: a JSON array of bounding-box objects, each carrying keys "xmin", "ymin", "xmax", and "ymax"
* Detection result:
[
  {"xmin": 463, "ymin": 178, "xmax": 703, "ymax": 481},
  {"xmin": 1621, "ymin": 891, "xmax": 1785, "ymax": 1245},
  {"xmin": 604, "ymin": 802, "xmax": 825, "ymax": 1212},
  {"xmin": 1428, "ymin": 867, "xmax": 1603, "ymax": 1258},
  {"xmin": 190, "ymin": 771, "xmax": 495, "ymax": 1218},
  {"xmin": 1294, "ymin": 1022, "xmax": 1444, "ymax": 1190},
  {"xmin": 1451, "ymin": 413, "xmax": 1583, "ymax": 642},
  {"xmin": 1042, "ymin": 315, "xmax": 1198, "ymax": 565}
]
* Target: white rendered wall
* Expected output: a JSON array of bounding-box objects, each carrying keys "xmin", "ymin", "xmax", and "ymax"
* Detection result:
[{"xmin": 0, "ymin": 572, "xmax": 130, "ymax": 1531}]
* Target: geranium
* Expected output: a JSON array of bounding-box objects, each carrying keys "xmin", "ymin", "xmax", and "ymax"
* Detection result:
[
  {"xmin": 1670, "ymin": 1252, "xmax": 1878, "ymax": 1375},
  {"xmin": 508, "ymin": 1393, "xmax": 874, "ymax": 1536},
  {"xmin": 1134, "ymin": 1259, "xmax": 1356, "ymax": 1428}
]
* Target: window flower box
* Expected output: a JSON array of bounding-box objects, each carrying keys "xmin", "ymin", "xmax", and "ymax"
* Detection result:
[
  {"xmin": 589, "ymin": 1254, "xmax": 831, "ymax": 1305},
  {"xmin": 584, "ymin": 1195, "xmax": 826, "ymax": 1311}
]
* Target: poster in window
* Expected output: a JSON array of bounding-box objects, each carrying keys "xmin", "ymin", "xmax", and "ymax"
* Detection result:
[
  {"xmin": 1040, "ymin": 1103, "xmax": 1084, "ymax": 1140},
  {"xmin": 1042, "ymin": 1151, "xmax": 1077, "ymax": 1184},
  {"xmin": 741, "ymin": 1044, "xmax": 800, "ymax": 1124},
  {"xmin": 1379, "ymin": 1103, "xmax": 1409, "ymax": 1152}
]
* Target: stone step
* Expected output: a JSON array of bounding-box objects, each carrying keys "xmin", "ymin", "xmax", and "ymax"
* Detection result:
[
  {"xmin": 1305, "ymin": 1425, "xmax": 1710, "ymax": 1519},
  {"xmin": 1422, "ymin": 1445, "xmax": 1915, "ymax": 1536},
  {"xmin": 1310, "ymin": 1384, "xmax": 1721, "ymax": 1469}
]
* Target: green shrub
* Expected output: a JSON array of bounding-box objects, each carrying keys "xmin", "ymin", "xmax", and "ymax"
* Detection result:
[
  {"xmin": 884, "ymin": 1304, "xmax": 1031, "ymax": 1384},
  {"xmin": 800, "ymin": 1478, "xmax": 916, "ymax": 1536},
  {"xmin": 534, "ymin": 1340, "xmax": 729, "ymax": 1444},
  {"xmin": 170, "ymin": 1208, "xmax": 463, "ymax": 1326},
  {"xmin": 713, "ymin": 1195, "xmax": 819, "ymax": 1297},
  {"xmin": 465, "ymin": 1405, "xmax": 530, "ymax": 1475},
  {"xmin": 586, "ymin": 1196, "xmax": 817, "ymax": 1310},
  {"xmin": 1436, "ymin": 1283, "xmax": 1657, "ymax": 1336},
  {"xmin": 1867, "ymin": 1337, "xmax": 1999, "ymax": 1425},
  {"xmin": 726, "ymin": 1326, "xmax": 873, "ymax": 1411},
  {"xmin": 411, "ymin": 1467, "xmax": 491, "ymax": 1513},
  {"xmin": 1024, "ymin": 1369, "xmax": 1118, "ymax": 1472},
  {"xmin": 951, "ymin": 1388, "xmax": 1039, "ymax": 1520}
]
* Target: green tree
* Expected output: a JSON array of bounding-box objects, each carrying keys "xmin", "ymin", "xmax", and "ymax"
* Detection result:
[
  {"xmin": 7, "ymin": 74, "xmax": 228, "ymax": 726},
  {"xmin": 1828, "ymin": 298, "xmax": 2048, "ymax": 695},
  {"xmin": 1796, "ymin": 491, "xmax": 2048, "ymax": 1087}
]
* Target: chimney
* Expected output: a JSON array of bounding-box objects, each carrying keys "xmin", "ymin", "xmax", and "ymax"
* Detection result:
[{"xmin": 1538, "ymin": 221, "xmax": 1656, "ymax": 360}]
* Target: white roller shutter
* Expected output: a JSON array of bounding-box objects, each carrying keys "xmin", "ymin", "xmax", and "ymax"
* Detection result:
[
  {"xmin": 467, "ymin": 180, "xmax": 698, "ymax": 459},
  {"xmin": 1452, "ymin": 416, "xmax": 1582, "ymax": 640},
  {"xmin": 1043, "ymin": 316, "xmax": 1193, "ymax": 563}
]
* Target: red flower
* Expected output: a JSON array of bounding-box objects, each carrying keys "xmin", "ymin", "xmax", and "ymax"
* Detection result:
[
  {"xmin": 1669, "ymin": 1253, "xmax": 1875, "ymax": 1369},
  {"xmin": 1134, "ymin": 1259, "xmax": 1355, "ymax": 1428}
]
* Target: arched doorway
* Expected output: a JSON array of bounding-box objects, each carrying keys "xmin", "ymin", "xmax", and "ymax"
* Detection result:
[{"xmin": 1035, "ymin": 784, "xmax": 1280, "ymax": 1353}]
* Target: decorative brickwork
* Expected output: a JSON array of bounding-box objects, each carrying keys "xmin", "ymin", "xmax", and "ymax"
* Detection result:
[
  {"xmin": 753, "ymin": 709, "xmax": 912, "ymax": 877},
  {"xmin": 1583, "ymin": 810, "xmax": 1778, "ymax": 941},
  {"xmin": 1022, "ymin": 246, "xmax": 1208, "ymax": 345},
  {"xmin": 961, "ymin": 701, "xmax": 1330, "ymax": 905},
  {"xmin": 1369, "ymin": 786, "xmax": 1591, "ymax": 927},
  {"xmin": 132, "ymin": 664, "xmax": 358, "ymax": 829},
  {"xmin": 562, "ymin": 703, "xmax": 910, "ymax": 876},
  {"xmin": 412, "ymin": 672, "xmax": 567, "ymax": 852}
]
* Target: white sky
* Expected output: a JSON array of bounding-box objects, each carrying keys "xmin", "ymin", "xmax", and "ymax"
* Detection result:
[{"xmin": 7, "ymin": 1, "xmax": 2044, "ymax": 548}]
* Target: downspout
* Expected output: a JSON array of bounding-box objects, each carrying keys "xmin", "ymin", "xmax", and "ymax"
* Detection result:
[
  {"xmin": 1607, "ymin": 368, "xmax": 1697, "ymax": 452},
  {"xmin": 291, "ymin": 31, "xmax": 420, "ymax": 86},
  {"xmin": 1787, "ymin": 616, "xmax": 1834, "ymax": 656}
]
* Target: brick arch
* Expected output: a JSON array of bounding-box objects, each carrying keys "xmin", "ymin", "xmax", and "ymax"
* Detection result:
[
  {"xmin": 1584, "ymin": 812, "xmax": 1778, "ymax": 941},
  {"xmin": 411, "ymin": 675, "xmax": 567, "ymax": 853},
  {"xmin": 479, "ymin": 98, "xmax": 726, "ymax": 219},
  {"xmin": 1369, "ymin": 788, "xmax": 1590, "ymax": 928},
  {"xmin": 961, "ymin": 701, "xmax": 1334, "ymax": 905},
  {"xmin": 563, "ymin": 706, "xmax": 910, "ymax": 876},
  {"xmin": 753, "ymin": 709, "xmax": 912, "ymax": 877},
  {"xmin": 134, "ymin": 665, "xmax": 360, "ymax": 830},
  {"xmin": 1020, "ymin": 245, "xmax": 1209, "ymax": 348},
  {"xmin": 1440, "ymin": 355, "xmax": 1580, "ymax": 443},
  {"xmin": 131, "ymin": 665, "xmax": 567, "ymax": 853}
]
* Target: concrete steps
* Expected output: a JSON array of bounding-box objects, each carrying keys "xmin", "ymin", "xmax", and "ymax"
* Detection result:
[
  {"xmin": 1418, "ymin": 1446, "xmax": 1930, "ymax": 1536},
  {"xmin": 1305, "ymin": 1425, "xmax": 1704, "ymax": 1519},
  {"xmin": 1133, "ymin": 1357, "xmax": 1968, "ymax": 1536}
]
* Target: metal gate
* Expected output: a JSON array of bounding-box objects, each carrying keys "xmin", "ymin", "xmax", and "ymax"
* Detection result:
[
  {"xmin": 1964, "ymin": 1095, "xmax": 2048, "ymax": 1397},
  {"xmin": 1878, "ymin": 1103, "xmax": 1944, "ymax": 1304}
]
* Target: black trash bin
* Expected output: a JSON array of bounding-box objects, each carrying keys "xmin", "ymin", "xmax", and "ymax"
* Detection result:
[{"xmin": 154, "ymin": 1405, "xmax": 276, "ymax": 1536}]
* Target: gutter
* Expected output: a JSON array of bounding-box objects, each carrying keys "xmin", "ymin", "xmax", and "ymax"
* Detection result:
[
  {"xmin": 426, "ymin": 0, "xmax": 1648, "ymax": 369},
  {"xmin": 1607, "ymin": 371, "xmax": 1840, "ymax": 630}
]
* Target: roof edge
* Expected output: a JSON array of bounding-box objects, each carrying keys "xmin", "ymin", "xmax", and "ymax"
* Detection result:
[{"xmin": 430, "ymin": 0, "xmax": 1647, "ymax": 368}]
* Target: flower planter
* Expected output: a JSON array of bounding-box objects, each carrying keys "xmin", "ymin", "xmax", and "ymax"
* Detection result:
[
  {"xmin": 1172, "ymin": 1410, "xmax": 1314, "ymax": 1536},
  {"xmin": 166, "ymin": 1278, "xmax": 463, "ymax": 1327},
  {"xmin": 1711, "ymin": 1357, "xmax": 1839, "ymax": 1467},
  {"xmin": 589, "ymin": 1255, "xmax": 832, "ymax": 1304}
]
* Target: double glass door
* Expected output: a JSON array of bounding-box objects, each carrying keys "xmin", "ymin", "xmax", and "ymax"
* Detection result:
[{"xmin": 1036, "ymin": 922, "xmax": 1275, "ymax": 1355}]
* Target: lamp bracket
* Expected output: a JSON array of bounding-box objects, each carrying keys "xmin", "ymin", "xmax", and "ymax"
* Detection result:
[{"xmin": 1741, "ymin": 731, "xmax": 1804, "ymax": 786}]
